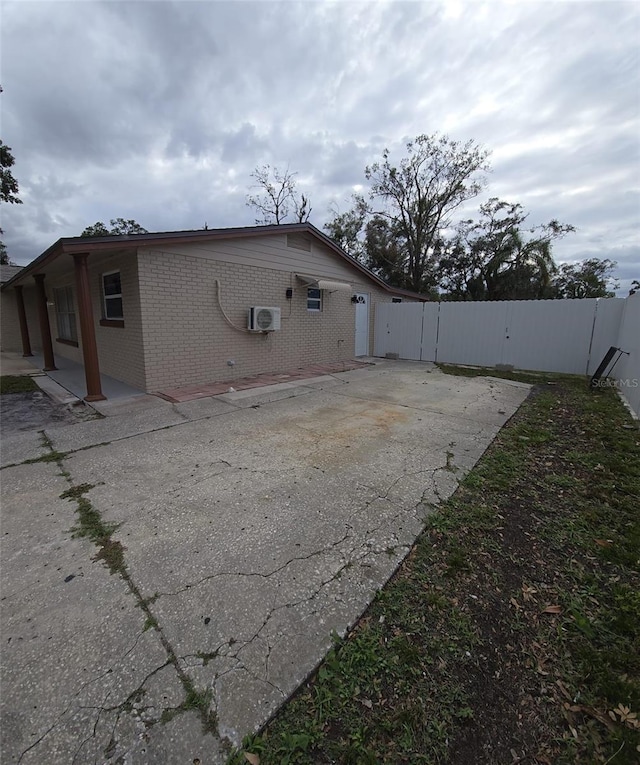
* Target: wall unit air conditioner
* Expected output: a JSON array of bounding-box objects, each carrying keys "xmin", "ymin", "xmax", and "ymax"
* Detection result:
[{"xmin": 248, "ymin": 306, "xmax": 281, "ymax": 331}]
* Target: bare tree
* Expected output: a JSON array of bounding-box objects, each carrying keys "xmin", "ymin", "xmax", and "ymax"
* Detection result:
[
  {"xmin": 365, "ymin": 133, "xmax": 490, "ymax": 292},
  {"xmin": 246, "ymin": 165, "xmax": 311, "ymax": 225}
]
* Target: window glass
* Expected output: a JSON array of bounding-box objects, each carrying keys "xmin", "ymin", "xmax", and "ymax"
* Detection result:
[
  {"xmin": 103, "ymin": 272, "xmax": 121, "ymax": 296},
  {"xmin": 102, "ymin": 272, "xmax": 123, "ymax": 319},
  {"xmin": 54, "ymin": 286, "xmax": 77, "ymax": 342},
  {"xmin": 307, "ymin": 287, "xmax": 322, "ymax": 312}
]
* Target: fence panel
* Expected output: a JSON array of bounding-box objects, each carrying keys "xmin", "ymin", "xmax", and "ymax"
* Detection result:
[
  {"xmin": 502, "ymin": 299, "xmax": 598, "ymax": 374},
  {"xmin": 373, "ymin": 302, "xmax": 424, "ymax": 360},
  {"xmin": 420, "ymin": 303, "xmax": 440, "ymax": 361},
  {"xmin": 587, "ymin": 298, "xmax": 626, "ymax": 374},
  {"xmin": 436, "ymin": 302, "xmax": 509, "ymax": 367},
  {"xmin": 373, "ymin": 297, "xmax": 632, "ymax": 388},
  {"xmin": 612, "ymin": 293, "xmax": 640, "ymax": 417}
]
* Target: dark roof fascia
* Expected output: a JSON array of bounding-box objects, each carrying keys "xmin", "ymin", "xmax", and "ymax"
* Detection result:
[
  {"xmin": 1, "ymin": 222, "xmax": 430, "ymax": 301},
  {"xmin": 0, "ymin": 224, "xmax": 310, "ymax": 290}
]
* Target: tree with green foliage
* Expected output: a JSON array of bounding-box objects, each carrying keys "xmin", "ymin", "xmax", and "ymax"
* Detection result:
[
  {"xmin": 325, "ymin": 133, "xmax": 490, "ymax": 293},
  {"xmin": 438, "ymin": 198, "xmax": 575, "ymax": 300},
  {"xmin": 246, "ymin": 165, "xmax": 311, "ymax": 225},
  {"xmin": 552, "ymin": 258, "xmax": 619, "ymax": 299},
  {"xmin": 324, "ymin": 199, "xmax": 368, "ymax": 261},
  {"xmin": 80, "ymin": 218, "xmax": 149, "ymax": 237},
  {"xmin": 0, "ymin": 86, "xmax": 22, "ymax": 265},
  {"xmin": 0, "ymin": 140, "xmax": 21, "ymax": 207}
]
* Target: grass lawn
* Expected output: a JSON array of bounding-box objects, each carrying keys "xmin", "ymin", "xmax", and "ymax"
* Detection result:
[
  {"xmin": 229, "ymin": 368, "xmax": 640, "ymax": 765},
  {"xmin": 0, "ymin": 375, "xmax": 39, "ymax": 395}
]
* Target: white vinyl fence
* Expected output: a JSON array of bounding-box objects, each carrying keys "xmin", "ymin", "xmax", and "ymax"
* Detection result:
[
  {"xmin": 374, "ymin": 296, "xmax": 639, "ymax": 415},
  {"xmin": 610, "ymin": 293, "xmax": 640, "ymax": 417}
]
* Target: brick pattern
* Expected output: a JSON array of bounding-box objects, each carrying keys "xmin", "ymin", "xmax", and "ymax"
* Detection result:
[
  {"xmin": 1, "ymin": 238, "xmax": 416, "ymax": 393},
  {"xmin": 157, "ymin": 359, "xmax": 372, "ymax": 402},
  {"xmin": 36, "ymin": 253, "xmax": 145, "ymax": 389},
  {"xmin": 137, "ymin": 250, "xmax": 403, "ymax": 392}
]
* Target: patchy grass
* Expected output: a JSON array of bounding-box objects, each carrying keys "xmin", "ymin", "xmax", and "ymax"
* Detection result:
[
  {"xmin": 0, "ymin": 375, "xmax": 39, "ymax": 395},
  {"xmin": 230, "ymin": 373, "xmax": 640, "ymax": 765},
  {"xmin": 437, "ymin": 363, "xmax": 576, "ymax": 386}
]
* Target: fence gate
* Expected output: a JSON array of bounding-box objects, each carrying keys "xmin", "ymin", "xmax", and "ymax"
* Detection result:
[{"xmin": 373, "ymin": 298, "xmax": 627, "ymax": 376}]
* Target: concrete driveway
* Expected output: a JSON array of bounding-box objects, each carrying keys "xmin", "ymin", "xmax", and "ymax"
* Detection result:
[{"xmin": 0, "ymin": 360, "xmax": 530, "ymax": 764}]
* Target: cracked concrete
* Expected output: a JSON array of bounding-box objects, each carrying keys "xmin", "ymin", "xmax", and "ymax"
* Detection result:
[{"xmin": 0, "ymin": 360, "xmax": 530, "ymax": 762}]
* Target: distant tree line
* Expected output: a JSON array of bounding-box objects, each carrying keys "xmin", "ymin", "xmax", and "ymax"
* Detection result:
[
  {"xmin": 0, "ymin": 103, "xmax": 625, "ymax": 300},
  {"xmin": 247, "ymin": 135, "xmax": 622, "ymax": 300},
  {"xmin": 80, "ymin": 218, "xmax": 149, "ymax": 237}
]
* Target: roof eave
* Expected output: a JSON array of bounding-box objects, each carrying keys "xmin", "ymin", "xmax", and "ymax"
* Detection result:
[{"xmin": 1, "ymin": 222, "xmax": 431, "ymax": 301}]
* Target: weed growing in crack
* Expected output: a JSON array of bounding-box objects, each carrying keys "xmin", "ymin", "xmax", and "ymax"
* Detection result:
[
  {"xmin": 24, "ymin": 439, "xmax": 221, "ymax": 742},
  {"xmin": 445, "ymin": 450, "xmax": 457, "ymax": 472},
  {"xmin": 24, "ymin": 450, "xmax": 68, "ymax": 464},
  {"xmin": 161, "ymin": 685, "xmax": 216, "ymax": 734},
  {"xmin": 196, "ymin": 651, "xmax": 219, "ymax": 666},
  {"xmin": 59, "ymin": 484, "xmax": 125, "ymax": 576},
  {"xmin": 143, "ymin": 615, "xmax": 159, "ymax": 632}
]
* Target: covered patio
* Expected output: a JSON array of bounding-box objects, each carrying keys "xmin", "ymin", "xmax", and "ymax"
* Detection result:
[{"xmin": 0, "ymin": 351, "xmax": 143, "ymax": 402}]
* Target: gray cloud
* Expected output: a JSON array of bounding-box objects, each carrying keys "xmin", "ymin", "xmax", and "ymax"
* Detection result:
[{"xmin": 1, "ymin": 1, "xmax": 638, "ymax": 294}]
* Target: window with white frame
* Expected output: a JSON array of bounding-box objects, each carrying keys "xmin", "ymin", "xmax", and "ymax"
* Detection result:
[
  {"xmin": 102, "ymin": 271, "xmax": 123, "ymax": 320},
  {"xmin": 54, "ymin": 286, "xmax": 78, "ymax": 342},
  {"xmin": 307, "ymin": 287, "xmax": 322, "ymax": 312}
]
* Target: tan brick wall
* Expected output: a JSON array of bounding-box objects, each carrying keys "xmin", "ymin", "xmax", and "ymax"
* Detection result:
[
  {"xmin": 2, "ymin": 239, "xmax": 416, "ymax": 393},
  {"xmin": 88, "ymin": 252, "xmax": 146, "ymax": 390},
  {"xmin": 27, "ymin": 254, "xmax": 147, "ymax": 390},
  {"xmin": 137, "ymin": 249, "xmax": 397, "ymax": 392}
]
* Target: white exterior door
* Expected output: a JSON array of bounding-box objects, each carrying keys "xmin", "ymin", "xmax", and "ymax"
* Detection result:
[{"xmin": 354, "ymin": 293, "xmax": 369, "ymax": 356}]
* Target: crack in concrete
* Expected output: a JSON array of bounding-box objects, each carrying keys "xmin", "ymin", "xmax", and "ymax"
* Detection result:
[
  {"xmin": 17, "ymin": 704, "xmax": 75, "ymax": 764},
  {"xmin": 9, "ymin": 372, "xmax": 507, "ymax": 760},
  {"xmin": 15, "ymin": 628, "xmax": 153, "ymax": 762},
  {"xmin": 15, "ymin": 435, "xmax": 222, "ymax": 760},
  {"xmin": 154, "ymin": 525, "xmax": 354, "ymax": 599}
]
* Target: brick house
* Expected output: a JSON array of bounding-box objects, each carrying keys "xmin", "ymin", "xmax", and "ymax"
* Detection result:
[{"xmin": 0, "ymin": 223, "xmax": 424, "ymax": 400}]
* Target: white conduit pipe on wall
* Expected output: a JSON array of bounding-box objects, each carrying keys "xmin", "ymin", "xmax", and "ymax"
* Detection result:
[{"xmin": 213, "ymin": 278, "xmax": 251, "ymax": 333}]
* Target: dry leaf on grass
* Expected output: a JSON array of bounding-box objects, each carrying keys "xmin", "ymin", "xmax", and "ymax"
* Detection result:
[
  {"xmin": 244, "ymin": 753, "xmax": 260, "ymax": 765},
  {"xmin": 542, "ymin": 605, "xmax": 562, "ymax": 614},
  {"xmin": 610, "ymin": 704, "xmax": 640, "ymax": 728}
]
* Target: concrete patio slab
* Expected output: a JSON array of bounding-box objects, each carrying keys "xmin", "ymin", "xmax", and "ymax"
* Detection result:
[
  {"xmin": 0, "ymin": 362, "xmax": 530, "ymax": 763},
  {"xmin": 0, "ymin": 429, "xmax": 49, "ymax": 467},
  {"xmin": 0, "ymin": 463, "xmax": 189, "ymax": 765}
]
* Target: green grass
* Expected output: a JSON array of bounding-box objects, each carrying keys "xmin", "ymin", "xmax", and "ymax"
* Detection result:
[
  {"xmin": 228, "ymin": 370, "xmax": 640, "ymax": 765},
  {"xmin": 0, "ymin": 374, "xmax": 39, "ymax": 394}
]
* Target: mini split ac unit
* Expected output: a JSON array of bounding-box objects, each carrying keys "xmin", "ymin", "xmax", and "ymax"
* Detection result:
[{"xmin": 248, "ymin": 306, "xmax": 281, "ymax": 331}]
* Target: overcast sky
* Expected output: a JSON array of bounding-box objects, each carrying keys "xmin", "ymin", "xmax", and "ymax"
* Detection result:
[{"xmin": 1, "ymin": 0, "xmax": 638, "ymax": 293}]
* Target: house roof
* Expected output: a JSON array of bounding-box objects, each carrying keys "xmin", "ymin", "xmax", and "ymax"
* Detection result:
[
  {"xmin": 0, "ymin": 264, "xmax": 24, "ymax": 283},
  {"xmin": 0, "ymin": 223, "xmax": 428, "ymax": 300}
]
